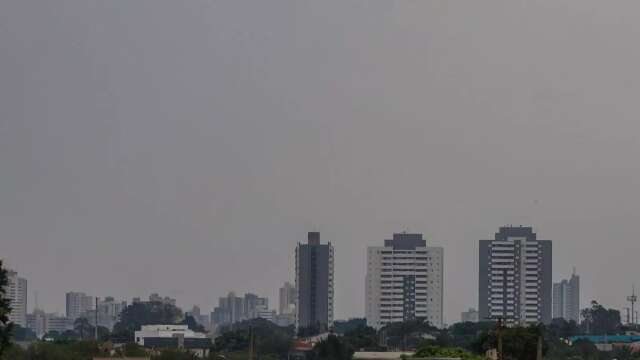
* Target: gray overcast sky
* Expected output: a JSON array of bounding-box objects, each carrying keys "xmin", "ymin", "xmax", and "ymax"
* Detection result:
[{"xmin": 2, "ymin": 0, "xmax": 640, "ymax": 323}]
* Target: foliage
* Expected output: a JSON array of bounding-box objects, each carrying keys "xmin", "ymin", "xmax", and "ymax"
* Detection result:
[
  {"xmin": 0, "ymin": 261, "xmax": 12, "ymax": 357},
  {"xmin": 0, "ymin": 344, "xmax": 27, "ymax": 360},
  {"xmin": 112, "ymin": 301, "xmax": 184, "ymax": 340},
  {"xmin": 342, "ymin": 324, "xmax": 379, "ymax": 350},
  {"xmin": 116, "ymin": 342, "xmax": 148, "ymax": 357},
  {"xmin": 152, "ymin": 348, "xmax": 199, "ymax": 360},
  {"xmin": 581, "ymin": 300, "xmax": 622, "ymax": 335},
  {"xmin": 547, "ymin": 318, "xmax": 581, "ymax": 339},
  {"xmin": 333, "ymin": 318, "xmax": 367, "ymax": 334},
  {"xmin": 380, "ymin": 318, "xmax": 438, "ymax": 350},
  {"xmin": 181, "ymin": 314, "xmax": 206, "ymax": 333},
  {"xmin": 473, "ymin": 325, "xmax": 545, "ymax": 360},
  {"xmin": 413, "ymin": 345, "xmax": 484, "ymax": 360},
  {"xmin": 310, "ymin": 334, "xmax": 354, "ymax": 360},
  {"xmin": 214, "ymin": 318, "xmax": 293, "ymax": 358},
  {"xmin": 74, "ymin": 317, "xmax": 95, "ymax": 340},
  {"xmin": 11, "ymin": 325, "xmax": 37, "ymax": 341},
  {"xmin": 297, "ymin": 322, "xmax": 327, "ymax": 338}
]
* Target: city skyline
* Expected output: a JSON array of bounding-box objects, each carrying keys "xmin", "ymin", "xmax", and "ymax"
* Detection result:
[{"xmin": 3, "ymin": 0, "xmax": 640, "ymax": 324}]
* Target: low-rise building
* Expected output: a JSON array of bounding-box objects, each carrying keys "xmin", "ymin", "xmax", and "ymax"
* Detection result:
[
  {"xmin": 134, "ymin": 325, "xmax": 211, "ymax": 357},
  {"xmin": 460, "ymin": 308, "xmax": 479, "ymax": 323}
]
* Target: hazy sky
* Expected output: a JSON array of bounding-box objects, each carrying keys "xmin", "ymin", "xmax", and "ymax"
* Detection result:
[{"xmin": 2, "ymin": 0, "xmax": 640, "ymax": 323}]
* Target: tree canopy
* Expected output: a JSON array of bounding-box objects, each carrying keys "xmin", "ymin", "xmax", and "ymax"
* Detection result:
[{"xmin": 0, "ymin": 261, "xmax": 12, "ymax": 357}]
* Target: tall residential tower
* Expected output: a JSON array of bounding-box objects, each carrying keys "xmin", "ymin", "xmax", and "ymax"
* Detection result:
[
  {"xmin": 366, "ymin": 233, "xmax": 444, "ymax": 329},
  {"xmin": 295, "ymin": 232, "xmax": 334, "ymax": 330},
  {"xmin": 479, "ymin": 226, "xmax": 552, "ymax": 325},
  {"xmin": 7, "ymin": 269, "xmax": 27, "ymax": 327},
  {"xmin": 552, "ymin": 270, "xmax": 580, "ymax": 322}
]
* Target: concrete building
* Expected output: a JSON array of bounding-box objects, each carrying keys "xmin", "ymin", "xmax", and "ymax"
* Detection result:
[
  {"xmin": 83, "ymin": 296, "xmax": 127, "ymax": 331},
  {"xmin": 295, "ymin": 232, "xmax": 334, "ymax": 329},
  {"xmin": 553, "ymin": 270, "xmax": 580, "ymax": 322},
  {"xmin": 366, "ymin": 233, "xmax": 444, "ymax": 329},
  {"xmin": 461, "ymin": 308, "xmax": 479, "ymax": 323},
  {"xmin": 478, "ymin": 226, "xmax": 552, "ymax": 325},
  {"xmin": 27, "ymin": 310, "xmax": 73, "ymax": 338},
  {"xmin": 279, "ymin": 281, "xmax": 296, "ymax": 316},
  {"xmin": 135, "ymin": 324, "xmax": 211, "ymax": 357},
  {"xmin": 6, "ymin": 270, "xmax": 27, "ymax": 327},
  {"xmin": 211, "ymin": 291, "xmax": 273, "ymax": 329},
  {"xmin": 66, "ymin": 292, "xmax": 94, "ymax": 321}
]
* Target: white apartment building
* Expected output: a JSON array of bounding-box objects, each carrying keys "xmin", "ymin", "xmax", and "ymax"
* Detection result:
[
  {"xmin": 65, "ymin": 292, "xmax": 94, "ymax": 321},
  {"xmin": 366, "ymin": 233, "xmax": 443, "ymax": 329},
  {"xmin": 7, "ymin": 270, "xmax": 27, "ymax": 327}
]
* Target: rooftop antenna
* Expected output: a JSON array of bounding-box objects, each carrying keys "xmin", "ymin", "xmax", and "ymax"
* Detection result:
[{"xmin": 628, "ymin": 285, "xmax": 637, "ymax": 325}]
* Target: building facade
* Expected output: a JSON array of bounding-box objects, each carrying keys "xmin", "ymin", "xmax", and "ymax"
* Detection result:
[
  {"xmin": 279, "ymin": 281, "xmax": 296, "ymax": 316},
  {"xmin": 7, "ymin": 270, "xmax": 27, "ymax": 327},
  {"xmin": 553, "ymin": 270, "xmax": 580, "ymax": 322},
  {"xmin": 295, "ymin": 232, "xmax": 334, "ymax": 330},
  {"xmin": 478, "ymin": 226, "xmax": 552, "ymax": 325},
  {"xmin": 211, "ymin": 291, "xmax": 273, "ymax": 330},
  {"xmin": 366, "ymin": 233, "xmax": 444, "ymax": 329},
  {"xmin": 461, "ymin": 308, "xmax": 479, "ymax": 323},
  {"xmin": 65, "ymin": 292, "xmax": 94, "ymax": 321},
  {"xmin": 27, "ymin": 310, "xmax": 73, "ymax": 338}
]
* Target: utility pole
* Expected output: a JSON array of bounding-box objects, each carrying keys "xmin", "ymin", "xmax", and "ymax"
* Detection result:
[
  {"xmin": 628, "ymin": 285, "xmax": 637, "ymax": 326},
  {"xmin": 95, "ymin": 297, "xmax": 99, "ymax": 341},
  {"xmin": 497, "ymin": 317, "xmax": 503, "ymax": 360}
]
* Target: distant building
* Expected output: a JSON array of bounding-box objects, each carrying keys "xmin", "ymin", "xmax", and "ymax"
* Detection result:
[
  {"xmin": 366, "ymin": 233, "xmax": 444, "ymax": 329},
  {"xmin": 478, "ymin": 226, "xmax": 552, "ymax": 325},
  {"xmin": 27, "ymin": 310, "xmax": 73, "ymax": 338},
  {"xmin": 84, "ymin": 296, "xmax": 127, "ymax": 331},
  {"xmin": 7, "ymin": 270, "xmax": 27, "ymax": 327},
  {"xmin": 461, "ymin": 308, "xmax": 479, "ymax": 323},
  {"xmin": 135, "ymin": 324, "xmax": 211, "ymax": 358},
  {"xmin": 275, "ymin": 313, "xmax": 296, "ymax": 327},
  {"xmin": 553, "ymin": 270, "xmax": 580, "ymax": 322},
  {"xmin": 149, "ymin": 293, "xmax": 176, "ymax": 306},
  {"xmin": 211, "ymin": 291, "xmax": 273, "ymax": 330},
  {"xmin": 66, "ymin": 292, "xmax": 94, "ymax": 321},
  {"xmin": 186, "ymin": 305, "xmax": 211, "ymax": 330},
  {"xmin": 279, "ymin": 281, "xmax": 296, "ymax": 316},
  {"xmin": 296, "ymin": 232, "xmax": 334, "ymax": 330}
]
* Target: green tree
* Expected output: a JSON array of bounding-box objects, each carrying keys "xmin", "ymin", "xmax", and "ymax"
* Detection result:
[
  {"xmin": 311, "ymin": 334, "xmax": 354, "ymax": 360},
  {"xmin": 112, "ymin": 301, "xmax": 184, "ymax": 340},
  {"xmin": 181, "ymin": 314, "xmax": 206, "ymax": 333},
  {"xmin": 214, "ymin": 318, "xmax": 293, "ymax": 358},
  {"xmin": 343, "ymin": 324, "xmax": 379, "ymax": 350},
  {"xmin": 152, "ymin": 348, "xmax": 199, "ymax": 360},
  {"xmin": 380, "ymin": 318, "xmax": 438, "ymax": 350},
  {"xmin": 474, "ymin": 325, "xmax": 546, "ymax": 360},
  {"xmin": 74, "ymin": 317, "xmax": 94, "ymax": 340},
  {"xmin": 0, "ymin": 261, "xmax": 12, "ymax": 357},
  {"xmin": 11, "ymin": 325, "xmax": 36, "ymax": 341},
  {"xmin": 413, "ymin": 345, "xmax": 483, "ymax": 360},
  {"xmin": 581, "ymin": 301, "xmax": 621, "ymax": 335},
  {"xmin": 333, "ymin": 318, "xmax": 367, "ymax": 334}
]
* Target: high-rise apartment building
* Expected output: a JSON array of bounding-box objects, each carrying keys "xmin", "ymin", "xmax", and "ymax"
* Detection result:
[
  {"xmin": 295, "ymin": 232, "xmax": 334, "ymax": 329},
  {"xmin": 553, "ymin": 270, "xmax": 580, "ymax": 322},
  {"xmin": 65, "ymin": 292, "xmax": 94, "ymax": 321},
  {"xmin": 211, "ymin": 291, "xmax": 272, "ymax": 330},
  {"xmin": 479, "ymin": 226, "xmax": 552, "ymax": 325},
  {"xmin": 279, "ymin": 282, "xmax": 296, "ymax": 315},
  {"xmin": 366, "ymin": 233, "xmax": 444, "ymax": 329},
  {"xmin": 6, "ymin": 269, "xmax": 27, "ymax": 327}
]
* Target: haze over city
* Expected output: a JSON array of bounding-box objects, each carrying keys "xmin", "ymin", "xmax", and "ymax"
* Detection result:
[{"xmin": 3, "ymin": 0, "xmax": 640, "ymax": 327}]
